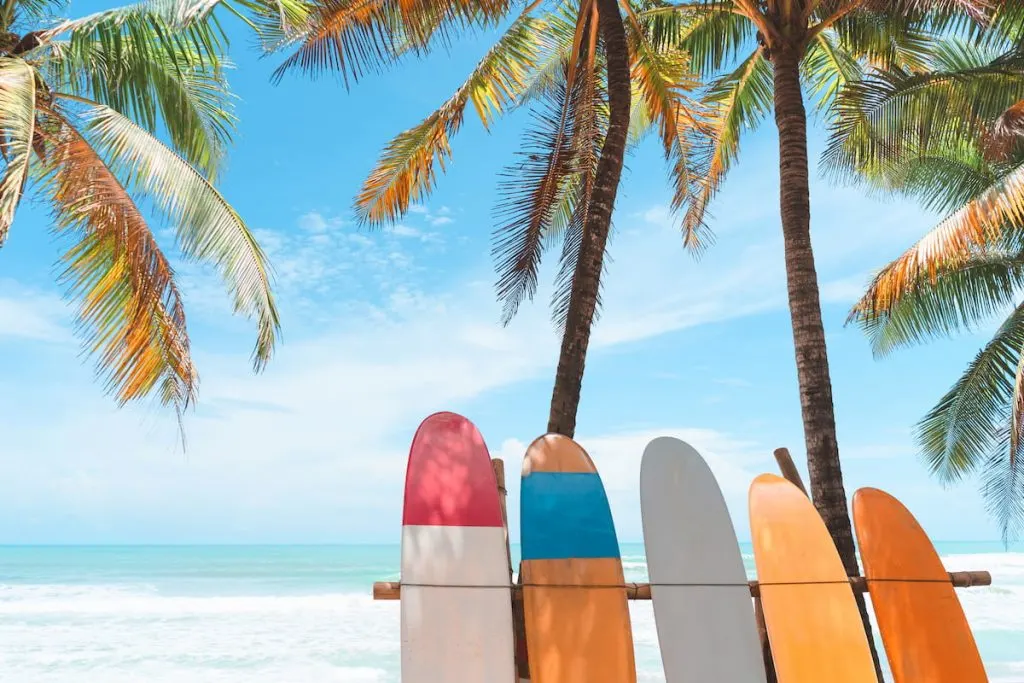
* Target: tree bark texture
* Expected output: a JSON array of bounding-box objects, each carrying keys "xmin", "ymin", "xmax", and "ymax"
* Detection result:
[
  {"xmin": 770, "ymin": 44, "xmax": 884, "ymax": 681},
  {"xmin": 546, "ymin": 0, "xmax": 631, "ymax": 437}
]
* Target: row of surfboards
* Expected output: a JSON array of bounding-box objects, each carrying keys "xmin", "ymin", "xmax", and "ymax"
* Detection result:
[{"xmin": 398, "ymin": 411, "xmax": 988, "ymax": 682}]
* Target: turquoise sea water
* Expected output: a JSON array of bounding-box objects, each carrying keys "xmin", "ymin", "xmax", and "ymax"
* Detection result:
[{"xmin": 0, "ymin": 543, "xmax": 1021, "ymax": 681}]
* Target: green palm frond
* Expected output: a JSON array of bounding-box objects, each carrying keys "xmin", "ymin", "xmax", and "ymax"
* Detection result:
[
  {"xmin": 34, "ymin": 0, "xmax": 229, "ymax": 60},
  {"xmin": 823, "ymin": 43, "xmax": 1024, "ymax": 184},
  {"xmin": 42, "ymin": 21, "xmax": 235, "ymax": 179},
  {"xmin": 0, "ymin": 57, "xmax": 36, "ymax": 246},
  {"xmin": 853, "ymin": 250, "xmax": 1024, "ymax": 356},
  {"xmin": 829, "ymin": 10, "xmax": 933, "ymax": 72},
  {"xmin": 682, "ymin": 47, "xmax": 771, "ymax": 240},
  {"xmin": 640, "ymin": 2, "xmax": 753, "ymax": 77},
  {"xmin": 981, "ymin": 428, "xmax": 1024, "ymax": 542},
  {"xmin": 493, "ymin": 43, "xmax": 599, "ymax": 327},
  {"xmin": 63, "ymin": 97, "xmax": 279, "ymax": 370},
  {"xmin": 354, "ymin": 11, "xmax": 549, "ymax": 224},
  {"xmin": 915, "ymin": 300, "xmax": 1024, "ymax": 485},
  {"xmin": 802, "ymin": 29, "xmax": 861, "ymax": 116}
]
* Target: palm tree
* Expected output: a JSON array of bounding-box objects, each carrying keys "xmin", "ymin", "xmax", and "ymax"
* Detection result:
[
  {"xmin": 0, "ymin": 0, "xmax": 287, "ymax": 441},
  {"xmin": 273, "ymin": 0, "xmax": 708, "ymax": 437},
  {"xmin": 830, "ymin": 6, "xmax": 1024, "ymax": 541},
  {"xmin": 643, "ymin": 0, "xmax": 988, "ymax": 671}
]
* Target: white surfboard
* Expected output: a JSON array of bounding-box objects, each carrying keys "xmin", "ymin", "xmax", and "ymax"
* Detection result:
[
  {"xmin": 640, "ymin": 436, "xmax": 767, "ymax": 683},
  {"xmin": 400, "ymin": 412, "xmax": 516, "ymax": 683}
]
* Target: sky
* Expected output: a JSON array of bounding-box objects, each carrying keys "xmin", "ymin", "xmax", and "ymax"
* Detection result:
[{"xmin": 0, "ymin": 4, "xmax": 1011, "ymax": 545}]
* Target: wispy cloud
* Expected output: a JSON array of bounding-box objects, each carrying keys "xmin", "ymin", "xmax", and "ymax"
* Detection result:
[{"xmin": 0, "ymin": 280, "xmax": 71, "ymax": 344}]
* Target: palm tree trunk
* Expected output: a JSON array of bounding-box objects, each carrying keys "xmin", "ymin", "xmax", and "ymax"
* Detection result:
[
  {"xmin": 771, "ymin": 44, "xmax": 884, "ymax": 681},
  {"xmin": 546, "ymin": 0, "xmax": 631, "ymax": 437}
]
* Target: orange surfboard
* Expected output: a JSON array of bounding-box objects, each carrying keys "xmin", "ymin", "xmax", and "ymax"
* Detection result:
[
  {"xmin": 853, "ymin": 487, "xmax": 988, "ymax": 682},
  {"xmin": 749, "ymin": 473, "xmax": 876, "ymax": 683},
  {"xmin": 519, "ymin": 434, "xmax": 636, "ymax": 683}
]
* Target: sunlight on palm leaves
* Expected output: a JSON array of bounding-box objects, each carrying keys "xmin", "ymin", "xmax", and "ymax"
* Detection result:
[
  {"xmin": 339, "ymin": 0, "xmax": 709, "ymax": 330},
  {"xmin": 0, "ymin": 0, "xmax": 286, "ymax": 442},
  {"xmin": 835, "ymin": 18, "xmax": 1024, "ymax": 539}
]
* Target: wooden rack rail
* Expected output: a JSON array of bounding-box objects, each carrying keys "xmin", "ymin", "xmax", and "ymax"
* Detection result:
[{"xmin": 372, "ymin": 568, "xmax": 992, "ymax": 601}]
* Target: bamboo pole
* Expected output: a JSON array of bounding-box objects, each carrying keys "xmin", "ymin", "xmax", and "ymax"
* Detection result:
[
  {"xmin": 372, "ymin": 570, "xmax": 992, "ymax": 600},
  {"xmin": 773, "ymin": 447, "xmax": 808, "ymax": 497}
]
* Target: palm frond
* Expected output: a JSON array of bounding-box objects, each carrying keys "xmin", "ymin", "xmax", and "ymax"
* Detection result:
[
  {"xmin": 271, "ymin": 0, "xmax": 513, "ymax": 85},
  {"xmin": 981, "ymin": 428, "xmax": 1024, "ymax": 542},
  {"xmin": 63, "ymin": 98, "xmax": 279, "ymax": 370},
  {"xmin": 914, "ymin": 300, "xmax": 1024, "ymax": 485},
  {"xmin": 37, "ymin": 107, "xmax": 197, "ymax": 423},
  {"xmin": 823, "ymin": 43, "xmax": 1024, "ymax": 185},
  {"xmin": 493, "ymin": 11, "xmax": 600, "ymax": 327},
  {"xmin": 42, "ymin": 20, "xmax": 235, "ymax": 179},
  {"xmin": 639, "ymin": 2, "xmax": 754, "ymax": 78},
  {"xmin": 682, "ymin": 47, "xmax": 770, "ymax": 242},
  {"xmin": 0, "ymin": 58, "xmax": 36, "ymax": 246},
  {"xmin": 626, "ymin": 5, "xmax": 709, "ymax": 249},
  {"xmin": 849, "ymin": 162, "xmax": 1024, "ymax": 319},
  {"xmin": 851, "ymin": 250, "xmax": 1024, "ymax": 355},
  {"xmin": 802, "ymin": 28, "xmax": 861, "ymax": 117},
  {"xmin": 354, "ymin": 12, "xmax": 548, "ymax": 224}
]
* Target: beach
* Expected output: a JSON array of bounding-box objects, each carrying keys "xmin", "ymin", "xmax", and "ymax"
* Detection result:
[{"xmin": 0, "ymin": 543, "xmax": 1021, "ymax": 681}]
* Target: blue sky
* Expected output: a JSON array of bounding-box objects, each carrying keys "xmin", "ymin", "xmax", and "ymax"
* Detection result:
[{"xmin": 0, "ymin": 4, "xmax": 1008, "ymax": 544}]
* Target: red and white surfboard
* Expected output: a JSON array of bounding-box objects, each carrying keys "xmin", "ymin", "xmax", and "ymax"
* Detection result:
[{"xmin": 400, "ymin": 411, "xmax": 516, "ymax": 683}]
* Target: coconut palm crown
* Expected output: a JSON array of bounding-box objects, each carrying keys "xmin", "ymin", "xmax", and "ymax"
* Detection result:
[
  {"xmin": 0, "ymin": 0, "xmax": 296, "ymax": 438},
  {"xmin": 830, "ymin": 3, "xmax": 1024, "ymax": 540}
]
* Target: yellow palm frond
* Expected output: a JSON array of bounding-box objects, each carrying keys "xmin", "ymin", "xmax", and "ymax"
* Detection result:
[
  {"xmin": 854, "ymin": 162, "xmax": 1024, "ymax": 319},
  {"xmin": 625, "ymin": 4, "xmax": 708, "ymax": 249},
  {"xmin": 0, "ymin": 58, "xmax": 36, "ymax": 246},
  {"xmin": 60, "ymin": 96, "xmax": 280, "ymax": 371},
  {"xmin": 39, "ymin": 109, "xmax": 196, "ymax": 422},
  {"xmin": 354, "ymin": 12, "xmax": 548, "ymax": 224}
]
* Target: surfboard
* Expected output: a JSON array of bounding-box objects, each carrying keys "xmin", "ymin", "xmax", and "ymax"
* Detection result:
[
  {"xmin": 853, "ymin": 487, "xmax": 988, "ymax": 683},
  {"xmin": 400, "ymin": 411, "xmax": 515, "ymax": 683},
  {"xmin": 519, "ymin": 433, "xmax": 636, "ymax": 683},
  {"xmin": 749, "ymin": 472, "xmax": 876, "ymax": 682},
  {"xmin": 640, "ymin": 436, "xmax": 767, "ymax": 683}
]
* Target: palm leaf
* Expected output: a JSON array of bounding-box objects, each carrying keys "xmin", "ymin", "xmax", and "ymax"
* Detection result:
[
  {"xmin": 60, "ymin": 97, "xmax": 279, "ymax": 370},
  {"xmin": 354, "ymin": 12, "xmax": 548, "ymax": 225},
  {"xmin": 0, "ymin": 58, "xmax": 36, "ymax": 246},
  {"xmin": 914, "ymin": 299, "xmax": 1024, "ymax": 485},
  {"xmin": 625, "ymin": 4, "xmax": 709, "ymax": 249},
  {"xmin": 824, "ymin": 42, "xmax": 1024, "ymax": 182},
  {"xmin": 682, "ymin": 47, "xmax": 771, "ymax": 242},
  {"xmin": 493, "ymin": 13, "xmax": 599, "ymax": 327},
  {"xmin": 852, "ymin": 250, "xmax": 1024, "ymax": 355},
  {"xmin": 851, "ymin": 161, "xmax": 1024, "ymax": 320},
  {"xmin": 271, "ymin": 0, "xmax": 513, "ymax": 85},
  {"xmin": 37, "ymin": 108, "xmax": 196, "ymax": 427},
  {"xmin": 42, "ymin": 24, "xmax": 235, "ymax": 179}
]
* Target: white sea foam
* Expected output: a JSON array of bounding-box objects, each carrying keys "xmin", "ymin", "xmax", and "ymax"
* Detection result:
[{"xmin": 0, "ymin": 550, "xmax": 1020, "ymax": 682}]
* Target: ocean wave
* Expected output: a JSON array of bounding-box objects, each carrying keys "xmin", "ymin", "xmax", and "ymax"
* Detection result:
[{"xmin": 0, "ymin": 583, "xmax": 384, "ymax": 617}]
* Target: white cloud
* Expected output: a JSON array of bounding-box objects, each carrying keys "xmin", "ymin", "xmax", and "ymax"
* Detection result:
[
  {"xmin": 430, "ymin": 216, "xmax": 453, "ymax": 227},
  {"xmin": 390, "ymin": 224, "xmax": 421, "ymax": 238},
  {"xmin": 0, "ymin": 281, "xmax": 71, "ymax": 344},
  {"xmin": 0, "ymin": 188, "xmax": 951, "ymax": 542}
]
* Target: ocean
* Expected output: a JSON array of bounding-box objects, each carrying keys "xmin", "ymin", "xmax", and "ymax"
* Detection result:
[{"xmin": 0, "ymin": 543, "xmax": 1021, "ymax": 682}]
